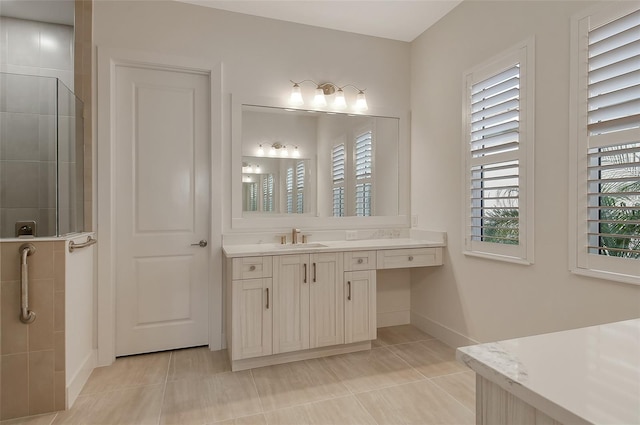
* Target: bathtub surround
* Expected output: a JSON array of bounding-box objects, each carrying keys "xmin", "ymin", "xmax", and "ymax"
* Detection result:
[
  {"xmin": 0, "ymin": 234, "xmax": 95, "ymax": 420},
  {"xmin": 0, "ymin": 240, "xmax": 65, "ymax": 420}
]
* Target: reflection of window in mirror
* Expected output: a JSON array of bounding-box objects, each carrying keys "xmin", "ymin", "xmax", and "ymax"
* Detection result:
[
  {"xmin": 332, "ymin": 143, "xmax": 346, "ymax": 217},
  {"xmin": 330, "ymin": 127, "xmax": 374, "ymax": 217},
  {"xmin": 355, "ymin": 130, "xmax": 373, "ymax": 216},
  {"xmin": 262, "ymin": 175, "xmax": 274, "ymax": 212},
  {"xmin": 285, "ymin": 160, "xmax": 307, "ymax": 214},
  {"xmin": 243, "ymin": 182, "xmax": 258, "ymax": 211}
]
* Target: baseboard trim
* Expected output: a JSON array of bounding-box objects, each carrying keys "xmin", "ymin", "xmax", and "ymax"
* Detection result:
[
  {"xmin": 230, "ymin": 341, "xmax": 371, "ymax": 371},
  {"xmin": 410, "ymin": 312, "xmax": 479, "ymax": 348},
  {"xmin": 67, "ymin": 349, "xmax": 97, "ymax": 409},
  {"xmin": 377, "ymin": 310, "xmax": 410, "ymax": 327}
]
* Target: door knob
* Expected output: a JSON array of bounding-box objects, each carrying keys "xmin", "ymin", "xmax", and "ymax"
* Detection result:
[{"xmin": 191, "ymin": 240, "xmax": 208, "ymax": 248}]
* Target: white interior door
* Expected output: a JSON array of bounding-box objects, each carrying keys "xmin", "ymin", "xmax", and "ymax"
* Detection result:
[{"xmin": 114, "ymin": 65, "xmax": 210, "ymax": 356}]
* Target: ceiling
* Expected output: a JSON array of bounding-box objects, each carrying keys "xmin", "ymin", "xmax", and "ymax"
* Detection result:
[
  {"xmin": 0, "ymin": 0, "xmax": 462, "ymax": 42},
  {"xmin": 176, "ymin": 0, "xmax": 463, "ymax": 42},
  {"xmin": 0, "ymin": 0, "xmax": 74, "ymax": 25}
]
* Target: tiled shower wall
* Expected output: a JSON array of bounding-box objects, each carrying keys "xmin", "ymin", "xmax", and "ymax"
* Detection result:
[
  {"xmin": 0, "ymin": 240, "xmax": 66, "ymax": 420},
  {"xmin": 0, "ymin": 17, "xmax": 75, "ymax": 238}
]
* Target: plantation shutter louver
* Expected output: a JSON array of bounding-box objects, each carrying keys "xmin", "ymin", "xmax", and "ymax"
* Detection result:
[
  {"xmin": 469, "ymin": 64, "xmax": 521, "ymax": 245},
  {"xmin": 332, "ymin": 143, "xmax": 345, "ymax": 217},
  {"xmin": 586, "ymin": 8, "xmax": 640, "ymax": 259}
]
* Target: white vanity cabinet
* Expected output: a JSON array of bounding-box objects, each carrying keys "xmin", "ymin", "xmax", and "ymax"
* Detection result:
[
  {"xmin": 228, "ymin": 257, "xmax": 273, "ymax": 360},
  {"xmin": 224, "ymin": 240, "xmax": 444, "ymax": 371},
  {"xmin": 343, "ymin": 251, "xmax": 376, "ymax": 344},
  {"xmin": 273, "ymin": 252, "xmax": 344, "ymax": 354}
]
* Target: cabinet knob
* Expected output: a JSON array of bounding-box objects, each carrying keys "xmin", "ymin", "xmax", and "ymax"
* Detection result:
[
  {"xmin": 249, "ymin": 265, "xmax": 256, "ymax": 271},
  {"xmin": 357, "ymin": 258, "xmax": 364, "ymax": 264},
  {"xmin": 408, "ymin": 256, "xmax": 414, "ymax": 261}
]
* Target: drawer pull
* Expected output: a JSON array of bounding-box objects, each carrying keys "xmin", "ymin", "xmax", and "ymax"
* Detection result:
[
  {"xmin": 408, "ymin": 256, "xmax": 414, "ymax": 261},
  {"xmin": 357, "ymin": 258, "xmax": 364, "ymax": 264},
  {"xmin": 266, "ymin": 288, "xmax": 269, "ymax": 309},
  {"xmin": 304, "ymin": 263, "xmax": 307, "ymax": 283},
  {"xmin": 313, "ymin": 263, "xmax": 317, "ymax": 282},
  {"xmin": 347, "ymin": 281, "xmax": 352, "ymax": 301},
  {"xmin": 249, "ymin": 265, "xmax": 256, "ymax": 271}
]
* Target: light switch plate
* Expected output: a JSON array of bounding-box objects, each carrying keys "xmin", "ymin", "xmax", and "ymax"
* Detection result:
[{"xmin": 346, "ymin": 230, "xmax": 358, "ymax": 240}]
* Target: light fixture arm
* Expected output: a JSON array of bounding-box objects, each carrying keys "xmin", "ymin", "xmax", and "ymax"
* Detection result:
[{"xmin": 338, "ymin": 83, "xmax": 366, "ymax": 93}]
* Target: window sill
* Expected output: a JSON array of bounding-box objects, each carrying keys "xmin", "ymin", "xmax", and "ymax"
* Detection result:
[
  {"xmin": 571, "ymin": 267, "xmax": 640, "ymax": 287},
  {"xmin": 463, "ymin": 250, "xmax": 533, "ymax": 266}
]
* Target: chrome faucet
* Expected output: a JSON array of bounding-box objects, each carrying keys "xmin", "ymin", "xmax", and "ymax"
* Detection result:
[{"xmin": 292, "ymin": 228, "xmax": 301, "ymax": 244}]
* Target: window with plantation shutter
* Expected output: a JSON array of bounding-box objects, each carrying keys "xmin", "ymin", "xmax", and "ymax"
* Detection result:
[
  {"xmin": 571, "ymin": 4, "xmax": 640, "ymax": 284},
  {"xmin": 286, "ymin": 167, "xmax": 294, "ymax": 214},
  {"xmin": 463, "ymin": 40, "xmax": 534, "ymax": 263},
  {"xmin": 262, "ymin": 174, "xmax": 274, "ymax": 212},
  {"xmin": 296, "ymin": 161, "xmax": 305, "ymax": 214},
  {"xmin": 332, "ymin": 143, "xmax": 345, "ymax": 217},
  {"xmin": 355, "ymin": 131, "xmax": 373, "ymax": 216}
]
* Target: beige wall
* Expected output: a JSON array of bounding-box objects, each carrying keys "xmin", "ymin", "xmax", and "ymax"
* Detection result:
[
  {"xmin": 93, "ymin": 0, "xmax": 411, "ymax": 232},
  {"xmin": 410, "ymin": 0, "xmax": 640, "ymax": 344}
]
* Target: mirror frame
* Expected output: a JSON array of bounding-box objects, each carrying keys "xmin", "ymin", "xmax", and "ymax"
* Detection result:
[{"xmin": 231, "ymin": 95, "xmax": 410, "ymax": 230}]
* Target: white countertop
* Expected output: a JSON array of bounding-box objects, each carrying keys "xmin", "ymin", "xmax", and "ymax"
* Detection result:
[
  {"xmin": 223, "ymin": 238, "xmax": 444, "ymax": 257},
  {"xmin": 457, "ymin": 319, "xmax": 640, "ymax": 425}
]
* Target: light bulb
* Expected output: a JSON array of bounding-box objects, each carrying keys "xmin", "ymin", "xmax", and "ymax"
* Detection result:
[
  {"xmin": 247, "ymin": 165, "xmax": 253, "ymax": 173},
  {"xmin": 281, "ymin": 146, "xmax": 289, "ymax": 157},
  {"xmin": 355, "ymin": 91, "xmax": 368, "ymax": 111},
  {"xmin": 292, "ymin": 146, "xmax": 300, "ymax": 158},
  {"xmin": 333, "ymin": 88, "xmax": 347, "ymax": 109},
  {"xmin": 313, "ymin": 87, "xmax": 327, "ymax": 107},
  {"xmin": 257, "ymin": 144, "xmax": 264, "ymax": 156},
  {"xmin": 290, "ymin": 83, "xmax": 304, "ymax": 106},
  {"xmin": 269, "ymin": 146, "xmax": 276, "ymax": 156},
  {"xmin": 255, "ymin": 165, "xmax": 261, "ymax": 173}
]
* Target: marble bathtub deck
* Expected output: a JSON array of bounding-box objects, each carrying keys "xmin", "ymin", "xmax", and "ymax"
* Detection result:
[{"xmin": 2, "ymin": 325, "xmax": 475, "ymax": 425}]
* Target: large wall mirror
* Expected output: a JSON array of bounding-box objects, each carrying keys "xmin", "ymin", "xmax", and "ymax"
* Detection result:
[{"xmin": 231, "ymin": 98, "xmax": 409, "ymax": 230}]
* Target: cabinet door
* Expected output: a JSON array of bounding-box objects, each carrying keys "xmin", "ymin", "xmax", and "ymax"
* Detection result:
[
  {"xmin": 273, "ymin": 254, "xmax": 310, "ymax": 354},
  {"xmin": 309, "ymin": 253, "xmax": 344, "ymax": 349},
  {"xmin": 232, "ymin": 278, "xmax": 272, "ymax": 360},
  {"xmin": 344, "ymin": 270, "xmax": 377, "ymax": 344}
]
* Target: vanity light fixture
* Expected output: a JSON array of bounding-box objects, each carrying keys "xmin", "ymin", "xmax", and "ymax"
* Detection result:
[
  {"xmin": 258, "ymin": 142, "xmax": 300, "ymax": 158},
  {"xmin": 289, "ymin": 80, "xmax": 368, "ymax": 111},
  {"xmin": 242, "ymin": 163, "xmax": 262, "ymax": 174}
]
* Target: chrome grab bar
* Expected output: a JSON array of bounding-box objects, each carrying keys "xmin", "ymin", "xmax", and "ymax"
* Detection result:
[
  {"xmin": 19, "ymin": 243, "xmax": 37, "ymax": 324},
  {"xmin": 69, "ymin": 236, "xmax": 97, "ymax": 253}
]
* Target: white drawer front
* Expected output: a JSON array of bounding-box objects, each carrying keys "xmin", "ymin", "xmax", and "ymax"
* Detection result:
[
  {"xmin": 232, "ymin": 256, "xmax": 273, "ymax": 279},
  {"xmin": 376, "ymin": 248, "xmax": 442, "ymax": 269},
  {"xmin": 344, "ymin": 251, "xmax": 377, "ymax": 271}
]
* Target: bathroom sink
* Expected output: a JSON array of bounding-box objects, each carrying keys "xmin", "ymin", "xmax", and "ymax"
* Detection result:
[{"xmin": 275, "ymin": 243, "xmax": 328, "ymax": 250}]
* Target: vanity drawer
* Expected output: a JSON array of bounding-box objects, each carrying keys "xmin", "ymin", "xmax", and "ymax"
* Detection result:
[
  {"xmin": 344, "ymin": 251, "xmax": 377, "ymax": 271},
  {"xmin": 376, "ymin": 248, "xmax": 442, "ymax": 269},
  {"xmin": 232, "ymin": 256, "xmax": 273, "ymax": 279}
]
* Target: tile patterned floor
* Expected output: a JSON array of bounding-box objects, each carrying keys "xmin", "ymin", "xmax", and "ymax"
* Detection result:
[{"xmin": 1, "ymin": 325, "xmax": 475, "ymax": 425}]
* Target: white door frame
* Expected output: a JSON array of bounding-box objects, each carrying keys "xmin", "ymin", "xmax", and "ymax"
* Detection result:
[{"xmin": 96, "ymin": 47, "xmax": 223, "ymax": 366}]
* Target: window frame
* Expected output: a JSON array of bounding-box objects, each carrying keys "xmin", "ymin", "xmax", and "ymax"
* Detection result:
[
  {"xmin": 462, "ymin": 38, "xmax": 535, "ymax": 265},
  {"xmin": 569, "ymin": 2, "xmax": 640, "ymax": 285}
]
